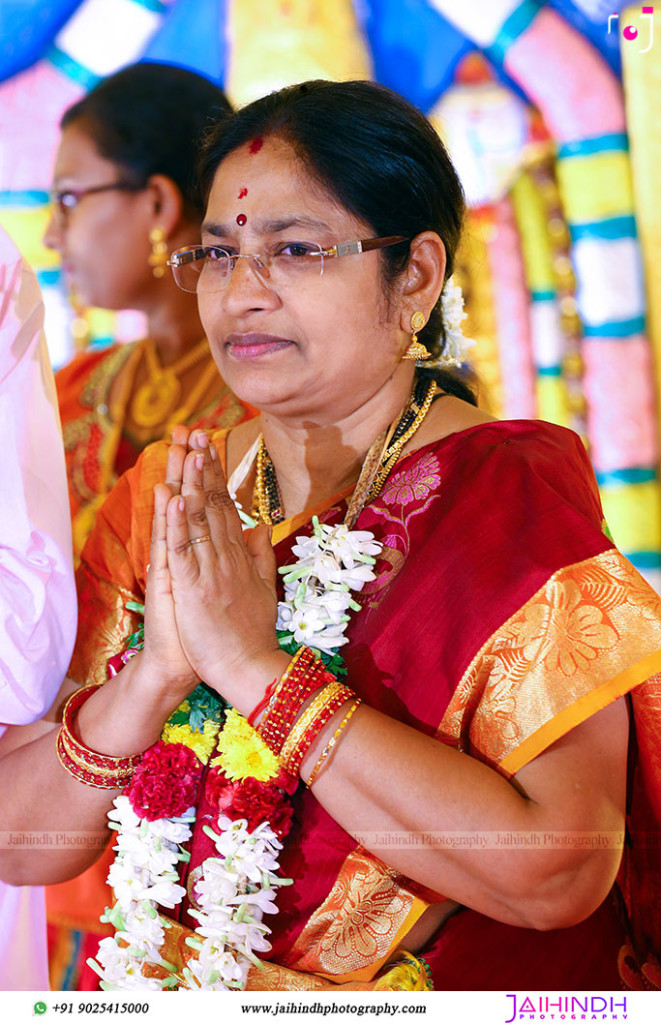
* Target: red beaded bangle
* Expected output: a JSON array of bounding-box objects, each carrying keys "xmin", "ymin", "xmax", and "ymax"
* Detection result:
[
  {"xmin": 60, "ymin": 685, "xmax": 144, "ymax": 776},
  {"xmin": 258, "ymin": 647, "xmax": 329, "ymax": 754},
  {"xmin": 56, "ymin": 730, "xmax": 134, "ymax": 790}
]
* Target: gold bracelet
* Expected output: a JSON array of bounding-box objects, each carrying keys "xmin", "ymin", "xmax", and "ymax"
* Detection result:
[
  {"xmin": 59, "ymin": 730, "xmax": 131, "ymax": 780},
  {"xmin": 305, "ymin": 699, "xmax": 362, "ymax": 787},
  {"xmin": 279, "ymin": 680, "xmax": 345, "ymax": 765}
]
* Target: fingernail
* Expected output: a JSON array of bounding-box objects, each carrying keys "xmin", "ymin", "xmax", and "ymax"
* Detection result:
[
  {"xmin": 195, "ymin": 454, "xmax": 204, "ymax": 470},
  {"xmin": 198, "ymin": 432, "xmax": 209, "ymax": 448},
  {"xmin": 178, "ymin": 497, "xmax": 185, "ymax": 512},
  {"xmin": 209, "ymin": 443, "xmax": 218, "ymax": 461}
]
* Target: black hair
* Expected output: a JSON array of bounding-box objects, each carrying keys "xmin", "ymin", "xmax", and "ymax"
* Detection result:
[
  {"xmin": 61, "ymin": 61, "xmax": 232, "ymax": 220},
  {"xmin": 199, "ymin": 79, "xmax": 476, "ymax": 404}
]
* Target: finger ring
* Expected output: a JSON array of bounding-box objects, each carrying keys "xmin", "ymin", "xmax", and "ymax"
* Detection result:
[{"xmin": 187, "ymin": 534, "xmax": 212, "ymax": 547}]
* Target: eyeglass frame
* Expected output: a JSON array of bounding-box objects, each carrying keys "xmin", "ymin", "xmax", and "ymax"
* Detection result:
[
  {"xmin": 48, "ymin": 181, "xmax": 144, "ymax": 218},
  {"xmin": 167, "ymin": 235, "xmax": 409, "ymax": 292}
]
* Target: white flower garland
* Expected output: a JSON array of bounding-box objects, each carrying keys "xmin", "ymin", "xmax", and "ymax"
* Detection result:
[
  {"xmin": 437, "ymin": 276, "xmax": 476, "ymax": 368},
  {"xmin": 91, "ymin": 518, "xmax": 381, "ymax": 991}
]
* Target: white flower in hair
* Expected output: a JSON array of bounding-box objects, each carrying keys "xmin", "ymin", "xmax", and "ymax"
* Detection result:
[{"xmin": 437, "ymin": 276, "xmax": 476, "ymax": 367}]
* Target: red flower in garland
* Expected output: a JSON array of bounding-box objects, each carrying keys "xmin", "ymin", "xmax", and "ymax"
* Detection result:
[
  {"xmin": 206, "ymin": 769, "xmax": 294, "ymax": 838},
  {"xmin": 126, "ymin": 742, "xmax": 203, "ymax": 821}
]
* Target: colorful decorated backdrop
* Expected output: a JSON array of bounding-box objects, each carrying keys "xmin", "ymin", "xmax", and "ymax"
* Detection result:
[{"xmin": 0, "ymin": 0, "xmax": 659, "ymax": 587}]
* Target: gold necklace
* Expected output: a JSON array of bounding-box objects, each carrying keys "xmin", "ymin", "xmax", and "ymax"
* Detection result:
[
  {"xmin": 251, "ymin": 375, "xmax": 438, "ymax": 526},
  {"xmin": 130, "ymin": 338, "xmax": 211, "ymax": 429},
  {"xmin": 252, "ymin": 435, "xmax": 285, "ymax": 525}
]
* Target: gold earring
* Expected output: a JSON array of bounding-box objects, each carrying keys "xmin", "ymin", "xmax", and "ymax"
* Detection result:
[
  {"xmin": 403, "ymin": 311, "xmax": 431, "ymax": 361},
  {"xmin": 148, "ymin": 226, "xmax": 168, "ymax": 278}
]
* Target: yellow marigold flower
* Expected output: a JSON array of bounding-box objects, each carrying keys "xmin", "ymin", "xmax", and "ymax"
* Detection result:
[
  {"xmin": 161, "ymin": 720, "xmax": 220, "ymax": 764},
  {"xmin": 210, "ymin": 708, "xmax": 280, "ymax": 782}
]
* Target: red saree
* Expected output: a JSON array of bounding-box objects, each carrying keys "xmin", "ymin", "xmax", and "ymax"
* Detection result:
[{"xmin": 67, "ymin": 417, "xmax": 661, "ymax": 990}]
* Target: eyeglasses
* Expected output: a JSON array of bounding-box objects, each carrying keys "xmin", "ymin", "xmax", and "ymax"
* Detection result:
[
  {"xmin": 49, "ymin": 182, "xmax": 142, "ymax": 218},
  {"xmin": 168, "ymin": 235, "xmax": 409, "ymax": 294}
]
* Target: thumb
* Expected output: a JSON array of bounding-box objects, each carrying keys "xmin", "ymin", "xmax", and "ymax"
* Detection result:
[{"xmin": 245, "ymin": 523, "xmax": 277, "ymax": 588}]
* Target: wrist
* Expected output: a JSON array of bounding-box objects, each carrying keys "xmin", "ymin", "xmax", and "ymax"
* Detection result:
[
  {"xmin": 209, "ymin": 648, "xmax": 291, "ymax": 719},
  {"xmin": 76, "ymin": 653, "xmax": 187, "ymax": 756}
]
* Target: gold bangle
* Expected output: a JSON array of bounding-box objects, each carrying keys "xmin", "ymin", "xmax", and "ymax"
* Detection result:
[
  {"xmin": 56, "ymin": 730, "xmax": 133, "ymax": 790},
  {"xmin": 279, "ymin": 680, "xmax": 345, "ymax": 764},
  {"xmin": 305, "ymin": 699, "xmax": 362, "ymax": 787},
  {"xmin": 59, "ymin": 730, "xmax": 132, "ymax": 780}
]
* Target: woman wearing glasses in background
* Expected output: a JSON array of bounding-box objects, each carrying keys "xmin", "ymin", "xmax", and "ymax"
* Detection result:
[
  {"xmin": 3, "ymin": 80, "xmax": 661, "ymax": 991},
  {"xmin": 43, "ymin": 62, "xmax": 256, "ymax": 990},
  {"xmin": 46, "ymin": 62, "xmax": 255, "ymax": 564}
]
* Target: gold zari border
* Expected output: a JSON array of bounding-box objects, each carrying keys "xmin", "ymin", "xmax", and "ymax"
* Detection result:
[{"xmin": 438, "ymin": 549, "xmax": 661, "ymax": 777}]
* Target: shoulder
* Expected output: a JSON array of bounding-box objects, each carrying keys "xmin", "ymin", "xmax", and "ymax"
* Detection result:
[{"xmin": 396, "ymin": 416, "xmax": 604, "ymax": 533}]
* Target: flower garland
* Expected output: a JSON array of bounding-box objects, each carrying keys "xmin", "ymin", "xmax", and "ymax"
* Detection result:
[
  {"xmin": 89, "ymin": 516, "xmax": 382, "ymax": 991},
  {"xmin": 437, "ymin": 275, "xmax": 476, "ymax": 368}
]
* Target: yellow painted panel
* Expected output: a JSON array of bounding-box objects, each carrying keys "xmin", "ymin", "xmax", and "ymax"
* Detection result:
[
  {"xmin": 600, "ymin": 482, "xmax": 661, "ymax": 552},
  {"xmin": 556, "ymin": 152, "xmax": 634, "ymax": 223},
  {"xmin": 537, "ymin": 376, "xmax": 570, "ymax": 428},
  {"xmin": 227, "ymin": 0, "xmax": 371, "ymax": 106},
  {"xmin": 622, "ymin": 5, "xmax": 661, "ymax": 456},
  {"xmin": 0, "ymin": 206, "xmax": 59, "ymax": 270},
  {"xmin": 511, "ymin": 172, "xmax": 555, "ymax": 294}
]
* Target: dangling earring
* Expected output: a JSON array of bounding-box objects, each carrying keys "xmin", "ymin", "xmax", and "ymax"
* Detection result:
[
  {"xmin": 403, "ymin": 311, "xmax": 431, "ymax": 361},
  {"xmin": 148, "ymin": 226, "xmax": 168, "ymax": 278}
]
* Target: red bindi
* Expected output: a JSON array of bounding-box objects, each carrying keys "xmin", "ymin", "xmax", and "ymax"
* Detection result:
[
  {"xmin": 236, "ymin": 213, "xmax": 247, "ymax": 226},
  {"xmin": 249, "ymin": 136, "xmax": 263, "ymax": 155},
  {"xmin": 238, "ymin": 187, "xmax": 248, "ymax": 199}
]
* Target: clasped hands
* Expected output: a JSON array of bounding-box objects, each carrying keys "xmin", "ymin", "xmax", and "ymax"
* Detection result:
[{"xmin": 140, "ymin": 426, "xmax": 288, "ymax": 714}]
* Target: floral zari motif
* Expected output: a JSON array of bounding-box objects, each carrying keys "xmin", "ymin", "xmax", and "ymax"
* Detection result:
[
  {"xmin": 283, "ymin": 849, "xmax": 428, "ymax": 982},
  {"xmin": 438, "ymin": 549, "xmax": 661, "ymax": 776}
]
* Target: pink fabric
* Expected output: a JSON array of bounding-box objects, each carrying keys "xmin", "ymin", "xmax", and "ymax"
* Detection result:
[
  {"xmin": 0, "ymin": 886, "xmax": 49, "ymax": 990},
  {"xmin": 0, "ymin": 227, "xmax": 76, "ymax": 989},
  {"xmin": 0, "ymin": 228, "xmax": 76, "ymax": 727},
  {"xmin": 504, "ymin": 8, "xmax": 626, "ymax": 141}
]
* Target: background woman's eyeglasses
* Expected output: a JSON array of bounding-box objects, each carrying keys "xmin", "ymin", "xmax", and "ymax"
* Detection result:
[
  {"xmin": 168, "ymin": 235, "xmax": 408, "ymax": 294},
  {"xmin": 49, "ymin": 181, "xmax": 143, "ymax": 218}
]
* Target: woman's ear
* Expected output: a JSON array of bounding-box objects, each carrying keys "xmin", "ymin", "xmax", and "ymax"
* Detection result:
[
  {"xmin": 398, "ymin": 231, "xmax": 446, "ymax": 334},
  {"xmin": 143, "ymin": 174, "xmax": 185, "ymax": 239}
]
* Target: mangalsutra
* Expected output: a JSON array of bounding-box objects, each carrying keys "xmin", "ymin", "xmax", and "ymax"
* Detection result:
[{"xmin": 251, "ymin": 373, "xmax": 438, "ymax": 526}]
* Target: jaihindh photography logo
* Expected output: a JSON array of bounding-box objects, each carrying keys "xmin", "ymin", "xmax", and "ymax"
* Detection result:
[{"xmin": 505, "ymin": 994, "xmax": 628, "ymax": 1022}]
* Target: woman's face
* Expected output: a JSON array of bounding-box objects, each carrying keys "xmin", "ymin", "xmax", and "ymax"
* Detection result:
[
  {"xmin": 43, "ymin": 121, "xmax": 155, "ymax": 310},
  {"xmin": 198, "ymin": 137, "xmax": 409, "ymax": 422}
]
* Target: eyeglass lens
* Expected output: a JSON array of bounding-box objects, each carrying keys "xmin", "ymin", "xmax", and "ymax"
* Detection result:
[{"xmin": 171, "ymin": 245, "xmax": 326, "ymax": 294}]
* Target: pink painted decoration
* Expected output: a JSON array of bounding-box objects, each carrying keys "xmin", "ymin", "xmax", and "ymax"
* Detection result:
[
  {"xmin": 487, "ymin": 198, "xmax": 538, "ymax": 420},
  {"xmin": 503, "ymin": 8, "xmax": 626, "ymax": 141},
  {"xmin": 583, "ymin": 338, "xmax": 658, "ymax": 471}
]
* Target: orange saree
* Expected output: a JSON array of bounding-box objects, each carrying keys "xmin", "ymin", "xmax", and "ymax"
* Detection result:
[
  {"xmin": 55, "ymin": 341, "xmax": 254, "ymax": 561},
  {"xmin": 61, "ymin": 418, "xmax": 661, "ymax": 990},
  {"xmin": 49, "ymin": 344, "xmax": 256, "ymax": 988}
]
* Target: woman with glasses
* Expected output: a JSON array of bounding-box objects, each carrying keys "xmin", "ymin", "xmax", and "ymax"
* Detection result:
[
  {"xmin": 3, "ymin": 79, "xmax": 661, "ymax": 992},
  {"xmin": 46, "ymin": 62, "xmax": 255, "ymax": 563},
  {"xmin": 43, "ymin": 61, "xmax": 256, "ymax": 991}
]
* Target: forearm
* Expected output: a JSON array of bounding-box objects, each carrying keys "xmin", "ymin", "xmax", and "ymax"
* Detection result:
[
  {"xmin": 0, "ymin": 654, "xmax": 185, "ymax": 885},
  {"xmin": 302, "ymin": 701, "xmax": 626, "ymax": 929}
]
